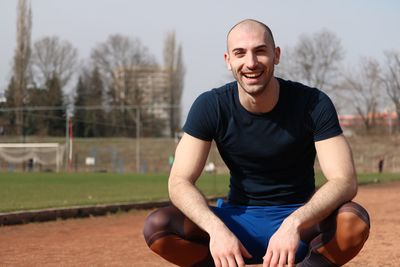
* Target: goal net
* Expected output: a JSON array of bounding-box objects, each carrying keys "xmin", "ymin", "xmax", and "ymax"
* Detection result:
[{"xmin": 0, "ymin": 143, "xmax": 65, "ymax": 172}]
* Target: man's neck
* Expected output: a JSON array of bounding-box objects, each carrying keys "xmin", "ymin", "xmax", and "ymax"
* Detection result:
[{"xmin": 238, "ymin": 77, "xmax": 280, "ymax": 113}]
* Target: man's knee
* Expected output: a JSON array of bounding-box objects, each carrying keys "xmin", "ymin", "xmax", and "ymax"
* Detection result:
[
  {"xmin": 336, "ymin": 201, "xmax": 370, "ymax": 249},
  {"xmin": 143, "ymin": 206, "xmax": 212, "ymax": 266},
  {"xmin": 143, "ymin": 207, "xmax": 176, "ymax": 247},
  {"xmin": 308, "ymin": 202, "xmax": 370, "ymax": 266}
]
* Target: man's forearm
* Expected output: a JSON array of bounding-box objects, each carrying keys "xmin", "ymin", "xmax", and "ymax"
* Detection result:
[
  {"xmin": 286, "ymin": 178, "xmax": 357, "ymax": 231},
  {"xmin": 169, "ymin": 179, "xmax": 227, "ymax": 234},
  {"xmin": 288, "ymin": 135, "xmax": 359, "ymax": 231}
]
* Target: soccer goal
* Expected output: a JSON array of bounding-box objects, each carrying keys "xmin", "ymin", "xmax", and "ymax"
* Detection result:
[{"xmin": 0, "ymin": 143, "xmax": 65, "ymax": 172}]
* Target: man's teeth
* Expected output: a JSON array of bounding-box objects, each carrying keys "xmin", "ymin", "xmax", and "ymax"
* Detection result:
[{"xmin": 244, "ymin": 73, "xmax": 261, "ymax": 78}]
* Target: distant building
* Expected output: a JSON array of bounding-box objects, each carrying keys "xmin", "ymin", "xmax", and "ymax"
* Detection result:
[
  {"xmin": 339, "ymin": 112, "xmax": 398, "ymax": 131},
  {"xmin": 113, "ymin": 65, "xmax": 169, "ymax": 103},
  {"xmin": 113, "ymin": 65, "xmax": 178, "ymax": 136}
]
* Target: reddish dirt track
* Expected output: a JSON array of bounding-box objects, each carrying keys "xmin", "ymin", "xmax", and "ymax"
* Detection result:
[{"xmin": 1, "ymin": 181, "xmax": 399, "ymax": 267}]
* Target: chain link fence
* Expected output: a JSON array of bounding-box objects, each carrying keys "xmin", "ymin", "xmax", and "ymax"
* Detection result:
[{"xmin": 0, "ymin": 105, "xmax": 399, "ymax": 174}]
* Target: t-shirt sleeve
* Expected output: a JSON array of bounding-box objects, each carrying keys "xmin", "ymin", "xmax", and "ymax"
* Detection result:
[
  {"xmin": 182, "ymin": 91, "xmax": 218, "ymax": 141},
  {"xmin": 310, "ymin": 91, "xmax": 343, "ymax": 141}
]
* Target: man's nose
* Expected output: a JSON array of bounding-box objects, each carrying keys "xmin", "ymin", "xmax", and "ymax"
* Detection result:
[{"xmin": 245, "ymin": 52, "xmax": 258, "ymax": 69}]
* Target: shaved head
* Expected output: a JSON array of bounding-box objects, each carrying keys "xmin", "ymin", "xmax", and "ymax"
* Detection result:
[{"xmin": 227, "ymin": 19, "xmax": 276, "ymax": 50}]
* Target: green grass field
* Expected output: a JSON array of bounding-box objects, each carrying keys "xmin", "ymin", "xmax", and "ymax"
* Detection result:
[
  {"xmin": 0, "ymin": 172, "xmax": 399, "ymax": 213},
  {"xmin": 0, "ymin": 172, "xmax": 229, "ymax": 212}
]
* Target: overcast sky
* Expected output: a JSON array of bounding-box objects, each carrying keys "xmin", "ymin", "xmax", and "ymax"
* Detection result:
[{"xmin": 1, "ymin": 0, "xmax": 399, "ymax": 119}]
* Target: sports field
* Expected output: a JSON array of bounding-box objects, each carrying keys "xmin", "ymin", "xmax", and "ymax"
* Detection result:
[
  {"xmin": 0, "ymin": 181, "xmax": 399, "ymax": 266},
  {"xmin": 1, "ymin": 172, "xmax": 399, "ymax": 212},
  {"xmin": 0, "ymin": 172, "xmax": 229, "ymax": 212}
]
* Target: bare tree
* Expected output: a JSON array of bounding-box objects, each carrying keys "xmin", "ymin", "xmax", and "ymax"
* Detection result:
[
  {"xmin": 174, "ymin": 46, "xmax": 185, "ymax": 126},
  {"xmin": 91, "ymin": 34, "xmax": 156, "ymax": 136},
  {"xmin": 164, "ymin": 31, "xmax": 185, "ymax": 137},
  {"xmin": 279, "ymin": 29, "xmax": 345, "ymax": 93},
  {"xmin": 163, "ymin": 31, "xmax": 176, "ymax": 71},
  {"xmin": 91, "ymin": 34, "xmax": 155, "ymax": 104},
  {"xmin": 344, "ymin": 58, "xmax": 382, "ymax": 132},
  {"xmin": 382, "ymin": 50, "xmax": 400, "ymax": 130},
  {"xmin": 11, "ymin": 0, "xmax": 32, "ymax": 135},
  {"xmin": 30, "ymin": 36, "xmax": 78, "ymax": 88},
  {"xmin": 14, "ymin": 0, "xmax": 32, "ymax": 81},
  {"xmin": 275, "ymin": 46, "xmax": 296, "ymax": 80}
]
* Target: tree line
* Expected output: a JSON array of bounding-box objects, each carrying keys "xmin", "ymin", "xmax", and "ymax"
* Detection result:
[
  {"xmin": 1, "ymin": 0, "xmax": 400, "ymax": 137},
  {"xmin": 276, "ymin": 30, "xmax": 400, "ymax": 134},
  {"xmin": 0, "ymin": 0, "xmax": 185, "ymax": 138}
]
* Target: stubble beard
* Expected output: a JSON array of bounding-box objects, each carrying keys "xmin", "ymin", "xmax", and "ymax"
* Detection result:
[
  {"xmin": 233, "ymin": 70, "xmax": 273, "ymax": 97},
  {"xmin": 238, "ymin": 81, "xmax": 267, "ymax": 97}
]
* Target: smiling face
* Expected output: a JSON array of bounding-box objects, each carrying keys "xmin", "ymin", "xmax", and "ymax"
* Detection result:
[{"xmin": 224, "ymin": 21, "xmax": 280, "ymax": 97}]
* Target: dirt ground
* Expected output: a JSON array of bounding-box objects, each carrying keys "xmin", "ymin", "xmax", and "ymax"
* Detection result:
[{"xmin": 1, "ymin": 181, "xmax": 399, "ymax": 267}]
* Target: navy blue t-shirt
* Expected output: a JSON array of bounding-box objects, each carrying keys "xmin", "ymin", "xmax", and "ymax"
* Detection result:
[{"xmin": 183, "ymin": 78, "xmax": 342, "ymax": 206}]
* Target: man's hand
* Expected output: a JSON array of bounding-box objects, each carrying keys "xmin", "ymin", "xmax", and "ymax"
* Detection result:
[
  {"xmin": 209, "ymin": 225, "xmax": 252, "ymax": 267},
  {"xmin": 263, "ymin": 217, "xmax": 300, "ymax": 267}
]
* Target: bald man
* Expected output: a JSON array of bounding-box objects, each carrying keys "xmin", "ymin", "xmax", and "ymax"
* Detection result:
[{"xmin": 143, "ymin": 19, "xmax": 370, "ymax": 267}]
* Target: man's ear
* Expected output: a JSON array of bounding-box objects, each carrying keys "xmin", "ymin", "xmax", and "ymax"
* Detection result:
[
  {"xmin": 274, "ymin": 47, "xmax": 281, "ymax": 65},
  {"xmin": 224, "ymin": 52, "xmax": 232, "ymax": 70}
]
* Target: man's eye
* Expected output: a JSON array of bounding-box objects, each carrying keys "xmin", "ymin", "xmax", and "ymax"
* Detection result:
[
  {"xmin": 256, "ymin": 49, "xmax": 267, "ymax": 54},
  {"xmin": 234, "ymin": 51, "xmax": 245, "ymax": 57}
]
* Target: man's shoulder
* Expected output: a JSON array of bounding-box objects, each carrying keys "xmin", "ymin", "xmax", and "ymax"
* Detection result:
[
  {"xmin": 190, "ymin": 81, "xmax": 236, "ymax": 114},
  {"xmin": 279, "ymin": 78, "xmax": 321, "ymax": 95},
  {"xmin": 196, "ymin": 81, "xmax": 236, "ymax": 100},
  {"xmin": 211, "ymin": 81, "xmax": 237, "ymax": 97},
  {"xmin": 195, "ymin": 81, "xmax": 236, "ymax": 109},
  {"xmin": 278, "ymin": 78, "xmax": 329, "ymax": 107},
  {"xmin": 183, "ymin": 82, "xmax": 236, "ymax": 141}
]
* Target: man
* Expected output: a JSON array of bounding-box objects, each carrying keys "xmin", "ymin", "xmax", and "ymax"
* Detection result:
[{"xmin": 143, "ymin": 19, "xmax": 370, "ymax": 267}]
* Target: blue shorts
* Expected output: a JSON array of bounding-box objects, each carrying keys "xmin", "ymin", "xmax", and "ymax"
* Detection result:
[{"xmin": 211, "ymin": 199, "xmax": 309, "ymax": 264}]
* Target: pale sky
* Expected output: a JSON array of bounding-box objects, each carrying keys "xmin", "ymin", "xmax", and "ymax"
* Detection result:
[{"xmin": 1, "ymin": 0, "xmax": 399, "ymax": 119}]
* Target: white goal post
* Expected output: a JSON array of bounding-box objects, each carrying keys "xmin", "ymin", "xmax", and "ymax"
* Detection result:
[{"xmin": 0, "ymin": 143, "xmax": 65, "ymax": 172}]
